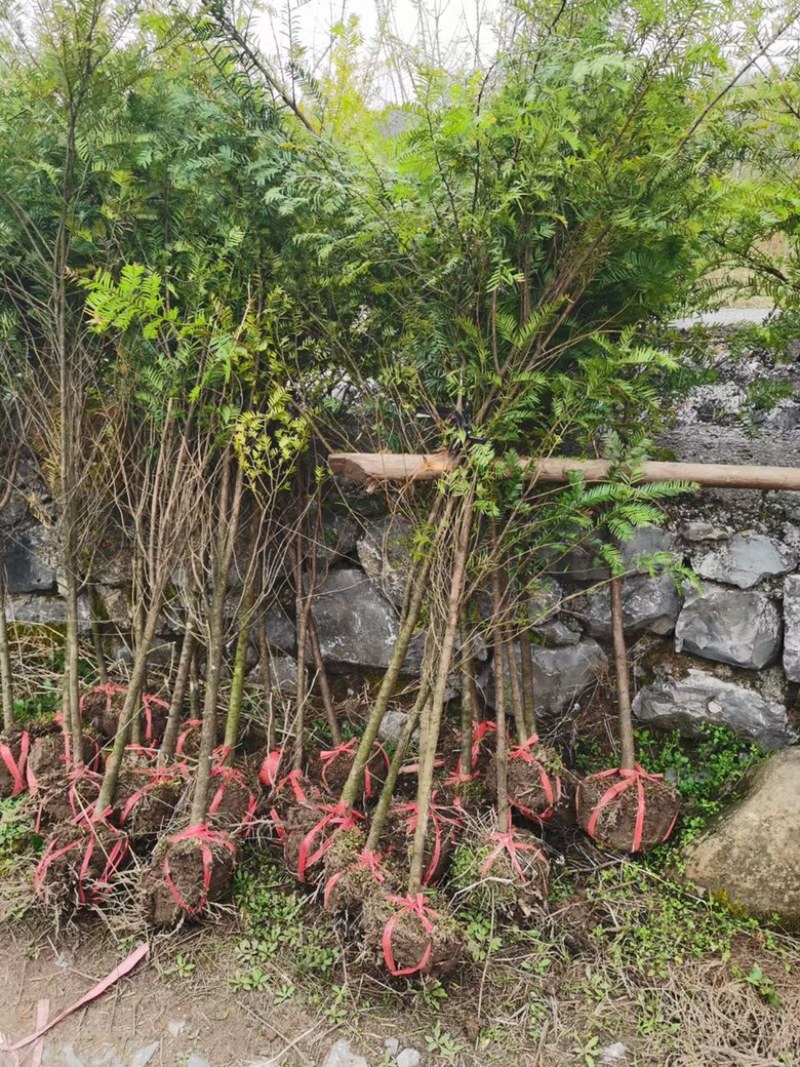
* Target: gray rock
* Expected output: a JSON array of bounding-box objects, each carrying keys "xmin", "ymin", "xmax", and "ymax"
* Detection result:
[
  {"xmin": 311, "ymin": 568, "xmax": 420, "ymax": 671},
  {"xmin": 531, "ymin": 640, "xmax": 607, "ymax": 714},
  {"xmin": 379, "ymin": 708, "xmax": 410, "ymax": 744},
  {"xmin": 129, "ymin": 1044, "xmax": 159, "ymax": 1067},
  {"xmin": 528, "ymin": 578, "xmax": 563, "ymax": 624},
  {"xmin": 396, "ymin": 1051, "xmax": 421, "ymax": 1067},
  {"xmin": 535, "ymin": 620, "xmax": 582, "ymax": 647},
  {"xmin": 6, "ymin": 593, "xmax": 92, "ymax": 634},
  {"xmin": 383, "ymin": 1038, "xmax": 400, "ymax": 1058},
  {"xmin": 483, "ymin": 639, "xmax": 607, "ymax": 716},
  {"xmin": 266, "ymin": 653, "xmax": 304, "ymax": 698},
  {"xmin": 692, "ymin": 533, "xmax": 797, "ymax": 589},
  {"xmin": 681, "ymin": 748, "xmax": 800, "ymax": 924},
  {"xmin": 683, "ymin": 520, "xmax": 730, "ymax": 542},
  {"xmin": 620, "ymin": 526, "xmax": 676, "ymax": 572},
  {"xmin": 674, "ymin": 583, "xmax": 782, "ymax": 670},
  {"xmin": 96, "ymin": 584, "xmax": 131, "ymax": 628},
  {"xmin": 61, "ymin": 1048, "xmax": 85, "ymax": 1067},
  {"xmin": 91, "ymin": 545, "xmax": 133, "ymax": 587},
  {"xmin": 315, "ymin": 512, "xmax": 359, "ymax": 566},
  {"xmin": 262, "ymin": 604, "xmax": 296, "ymax": 655},
  {"xmin": 632, "ymin": 667, "xmax": 791, "ymax": 749},
  {"xmin": 551, "ymin": 542, "xmax": 608, "ymax": 581},
  {"xmin": 321, "ymin": 1040, "xmax": 369, "ymax": 1067},
  {"xmin": 186, "ymin": 1057, "xmax": 212, "ymax": 1067},
  {"xmin": 783, "ymin": 575, "xmax": 800, "ymax": 683},
  {"xmin": 572, "ymin": 572, "xmax": 682, "ymax": 638},
  {"xmin": 1, "ymin": 525, "xmax": 57, "ymax": 593},
  {"xmin": 357, "ymin": 515, "xmax": 415, "ymax": 607}
]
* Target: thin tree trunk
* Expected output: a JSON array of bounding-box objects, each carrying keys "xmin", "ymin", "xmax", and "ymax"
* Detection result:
[
  {"xmin": 492, "ymin": 551, "xmax": 510, "ymax": 833},
  {"xmin": 189, "ymin": 641, "xmax": 201, "ymax": 720},
  {"xmin": 610, "ymin": 575, "xmax": 635, "ymax": 770},
  {"xmin": 291, "ymin": 535, "xmax": 309, "ymax": 771},
  {"xmin": 88, "ymin": 583, "xmax": 108, "ymax": 686},
  {"xmin": 365, "ymin": 678, "xmax": 432, "ymax": 852},
  {"xmin": 458, "ymin": 622, "xmax": 476, "ymax": 786},
  {"xmin": 159, "ymin": 628, "xmax": 195, "ymax": 764},
  {"xmin": 256, "ymin": 611, "xmax": 275, "ymax": 750},
  {"xmin": 338, "ymin": 495, "xmax": 452, "ymax": 809},
  {"xmin": 306, "ymin": 611, "xmax": 340, "ymax": 746},
  {"xmin": 223, "ymin": 579, "xmax": 256, "ymax": 759},
  {"xmin": 518, "ymin": 628, "xmax": 537, "ymax": 736},
  {"xmin": 190, "ymin": 459, "xmax": 244, "ymax": 827},
  {"xmin": 95, "ymin": 600, "xmax": 162, "ymax": 813},
  {"xmin": 0, "ymin": 564, "xmax": 14, "ymax": 734},
  {"xmin": 500, "ymin": 563, "xmax": 527, "ymax": 742},
  {"xmin": 408, "ymin": 491, "xmax": 474, "ymax": 893}
]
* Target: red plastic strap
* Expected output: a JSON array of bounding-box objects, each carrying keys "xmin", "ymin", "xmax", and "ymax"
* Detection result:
[
  {"xmin": 140, "ymin": 694, "xmax": 169, "ymax": 743},
  {"xmin": 382, "ymin": 893, "xmax": 438, "ymax": 977},
  {"xmin": 35, "ymin": 820, "xmax": 128, "ymax": 904},
  {"xmin": 296, "ymin": 803, "xmax": 362, "ymax": 883},
  {"xmin": 259, "ymin": 749, "xmax": 283, "ymax": 789},
  {"xmin": 163, "ymin": 824, "xmax": 236, "ymax": 915},
  {"xmin": 0, "ymin": 732, "xmax": 29, "ymax": 796},
  {"xmin": 67, "ymin": 768, "xmax": 105, "ymax": 826},
  {"xmin": 175, "ymin": 720, "xmax": 203, "ymax": 756},
  {"xmin": 480, "ymin": 830, "xmax": 543, "ymax": 883},
  {"xmin": 207, "ymin": 765, "xmax": 257, "ymax": 836},
  {"xmin": 320, "ymin": 739, "xmax": 390, "ymax": 800},
  {"xmin": 323, "ymin": 847, "xmax": 385, "ymax": 908},
  {"xmin": 508, "ymin": 733, "xmax": 562, "ymax": 821},
  {"xmin": 0, "ymin": 944, "xmax": 148, "ymax": 1056},
  {"xmin": 275, "ymin": 768, "xmax": 311, "ymax": 806},
  {"xmin": 585, "ymin": 765, "xmax": 665, "ymax": 852},
  {"xmin": 394, "ymin": 799, "xmax": 462, "ymax": 887}
]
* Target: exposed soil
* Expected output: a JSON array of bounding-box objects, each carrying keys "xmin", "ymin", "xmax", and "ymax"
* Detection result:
[
  {"xmin": 362, "ymin": 892, "xmax": 465, "ymax": 979},
  {"xmin": 313, "ymin": 741, "xmax": 389, "ymax": 804},
  {"xmin": 322, "ymin": 826, "xmax": 397, "ymax": 915},
  {"xmin": 34, "ymin": 821, "xmax": 129, "ymax": 911},
  {"xmin": 575, "ymin": 770, "xmax": 681, "ymax": 852},
  {"xmin": 382, "ymin": 799, "xmax": 463, "ymax": 887},
  {"xmin": 206, "ymin": 767, "xmax": 257, "ymax": 837},
  {"xmin": 114, "ymin": 772, "xmax": 186, "ymax": 843},
  {"xmin": 141, "ymin": 832, "xmax": 238, "ymax": 928}
]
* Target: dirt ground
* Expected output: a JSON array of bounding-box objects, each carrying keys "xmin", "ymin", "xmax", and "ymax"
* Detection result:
[{"xmin": 0, "ymin": 919, "xmax": 331, "ymax": 1067}]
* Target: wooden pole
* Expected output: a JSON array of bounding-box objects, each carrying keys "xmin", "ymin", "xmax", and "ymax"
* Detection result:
[{"xmin": 329, "ymin": 452, "xmax": 800, "ymax": 492}]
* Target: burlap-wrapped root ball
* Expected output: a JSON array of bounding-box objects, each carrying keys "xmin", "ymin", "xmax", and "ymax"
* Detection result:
[
  {"xmin": 383, "ymin": 797, "xmax": 464, "ymax": 887},
  {"xmin": 282, "ymin": 803, "xmax": 364, "ymax": 885},
  {"xmin": 315, "ymin": 739, "xmax": 389, "ymax": 805},
  {"xmin": 452, "ymin": 827, "xmax": 550, "ymax": 919},
  {"xmin": 576, "ymin": 766, "xmax": 680, "ymax": 853},
  {"xmin": 363, "ymin": 891, "xmax": 464, "ymax": 979},
  {"xmin": 322, "ymin": 826, "xmax": 395, "ymax": 915},
  {"xmin": 34, "ymin": 818, "xmax": 129, "ymax": 910},
  {"xmin": 504, "ymin": 735, "xmax": 563, "ymax": 823},
  {"xmin": 141, "ymin": 825, "xmax": 237, "ymax": 927},
  {"xmin": 114, "ymin": 770, "xmax": 186, "ymax": 843}
]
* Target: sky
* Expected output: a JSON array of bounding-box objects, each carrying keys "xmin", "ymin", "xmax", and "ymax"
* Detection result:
[{"xmin": 252, "ymin": 0, "xmax": 502, "ymax": 98}]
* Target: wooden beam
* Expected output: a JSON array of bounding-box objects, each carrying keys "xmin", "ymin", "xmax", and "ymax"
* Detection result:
[{"xmin": 328, "ymin": 451, "xmax": 800, "ymax": 492}]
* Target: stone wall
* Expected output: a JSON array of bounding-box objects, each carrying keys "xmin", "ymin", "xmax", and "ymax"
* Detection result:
[{"xmin": 2, "ymin": 324, "xmax": 799, "ymax": 750}]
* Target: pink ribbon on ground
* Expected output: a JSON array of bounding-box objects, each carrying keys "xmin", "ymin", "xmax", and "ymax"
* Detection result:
[
  {"xmin": 259, "ymin": 748, "xmax": 283, "ymax": 789},
  {"xmin": 0, "ymin": 944, "xmax": 149, "ymax": 1055},
  {"xmin": 382, "ymin": 893, "xmax": 439, "ymax": 977}
]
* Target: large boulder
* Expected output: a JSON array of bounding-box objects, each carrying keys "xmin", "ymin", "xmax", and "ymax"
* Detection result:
[
  {"xmin": 633, "ymin": 667, "xmax": 792, "ymax": 750},
  {"xmin": 481, "ymin": 639, "xmax": 607, "ymax": 716},
  {"xmin": 674, "ymin": 583, "xmax": 782, "ymax": 670},
  {"xmin": 6, "ymin": 593, "xmax": 91, "ymax": 633},
  {"xmin": 691, "ymin": 533, "xmax": 797, "ymax": 590},
  {"xmin": 572, "ymin": 572, "xmax": 682, "ymax": 638},
  {"xmin": 681, "ymin": 748, "xmax": 800, "ymax": 926},
  {"xmin": 356, "ymin": 515, "xmax": 415, "ymax": 608},
  {"xmin": 620, "ymin": 526, "xmax": 677, "ymax": 572},
  {"xmin": 311, "ymin": 568, "xmax": 421, "ymax": 672},
  {"xmin": 783, "ymin": 575, "xmax": 800, "ymax": 683}
]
